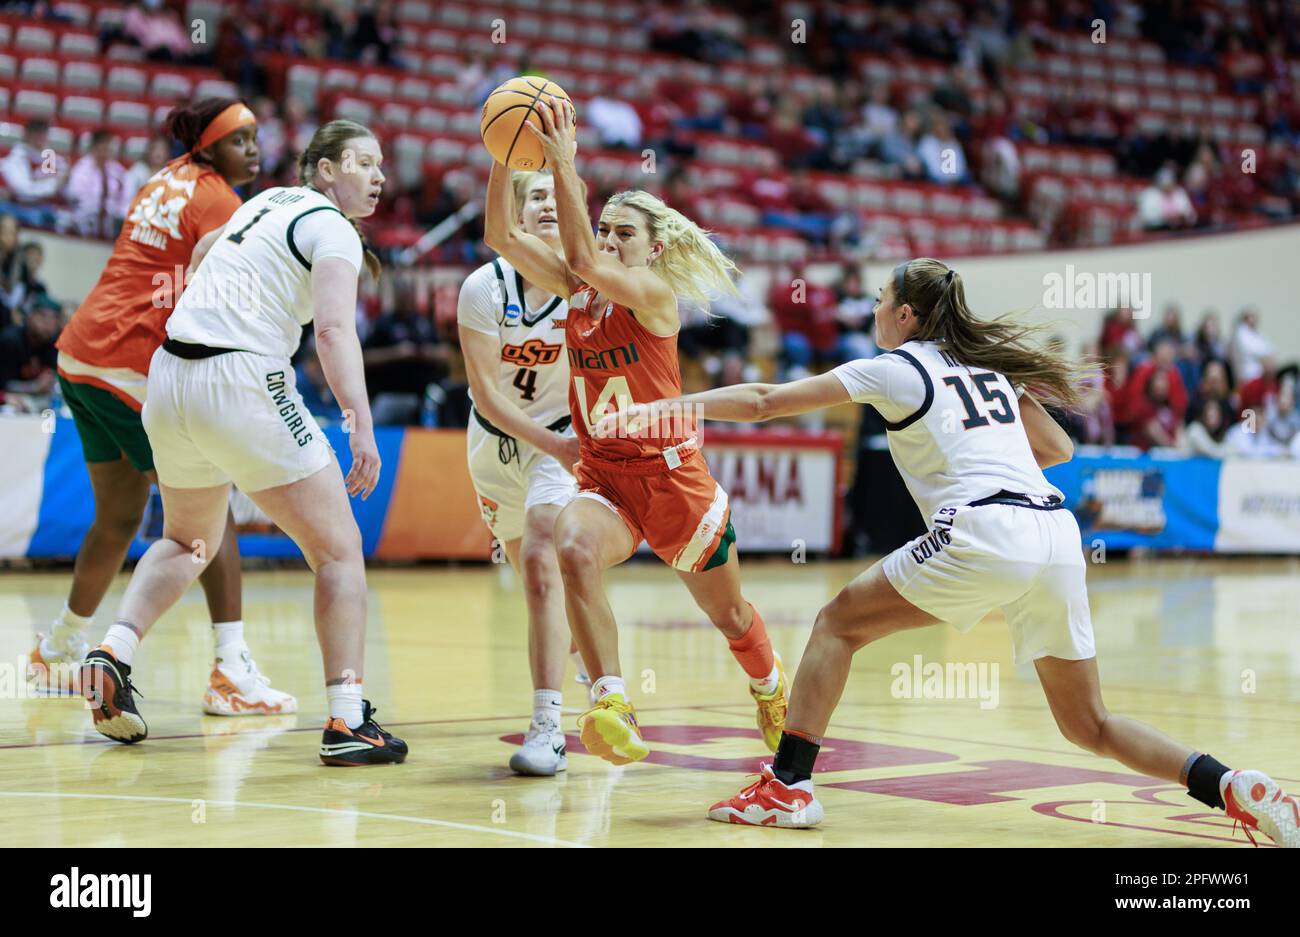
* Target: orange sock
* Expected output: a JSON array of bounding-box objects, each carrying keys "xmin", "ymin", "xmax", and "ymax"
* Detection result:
[{"xmin": 726, "ymin": 603, "xmax": 774, "ymax": 680}]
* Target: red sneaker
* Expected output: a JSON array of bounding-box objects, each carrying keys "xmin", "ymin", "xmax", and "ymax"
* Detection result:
[
  {"xmin": 1222, "ymin": 769, "xmax": 1299, "ymax": 848},
  {"xmin": 707, "ymin": 764, "xmax": 823, "ymax": 828}
]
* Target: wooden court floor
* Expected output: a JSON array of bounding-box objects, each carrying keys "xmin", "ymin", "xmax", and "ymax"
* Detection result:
[{"xmin": 1, "ymin": 556, "xmax": 1296, "ymax": 847}]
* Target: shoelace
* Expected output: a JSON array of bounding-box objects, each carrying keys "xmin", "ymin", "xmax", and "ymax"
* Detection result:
[
  {"xmin": 577, "ymin": 695, "xmax": 632, "ymax": 728},
  {"xmin": 735, "ymin": 771, "xmax": 770, "ymax": 800}
]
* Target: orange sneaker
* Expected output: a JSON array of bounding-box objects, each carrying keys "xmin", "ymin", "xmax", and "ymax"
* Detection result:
[
  {"xmin": 1222, "ymin": 769, "xmax": 1299, "ymax": 848},
  {"xmin": 707, "ymin": 764, "xmax": 823, "ymax": 828},
  {"xmin": 577, "ymin": 693, "xmax": 648, "ymax": 765}
]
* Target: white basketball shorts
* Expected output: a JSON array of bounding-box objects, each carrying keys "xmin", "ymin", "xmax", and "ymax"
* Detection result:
[
  {"xmin": 143, "ymin": 346, "xmax": 333, "ymax": 493},
  {"xmin": 882, "ymin": 501, "xmax": 1096, "ymax": 665},
  {"xmin": 466, "ymin": 411, "xmax": 577, "ymax": 543}
]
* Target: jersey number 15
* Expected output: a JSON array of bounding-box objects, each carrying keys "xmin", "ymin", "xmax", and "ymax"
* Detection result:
[{"xmin": 942, "ymin": 373, "xmax": 1015, "ymax": 429}]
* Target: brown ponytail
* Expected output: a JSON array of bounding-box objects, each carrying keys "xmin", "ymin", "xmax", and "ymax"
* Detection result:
[
  {"xmin": 897, "ymin": 257, "xmax": 1094, "ymax": 409},
  {"xmin": 297, "ymin": 119, "xmax": 382, "ymax": 282}
]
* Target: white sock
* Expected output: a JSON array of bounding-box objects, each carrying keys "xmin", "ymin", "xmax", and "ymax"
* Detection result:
[
  {"xmin": 591, "ymin": 675, "xmax": 626, "ymax": 701},
  {"xmin": 533, "ymin": 688, "xmax": 562, "ymax": 729},
  {"xmin": 212, "ymin": 620, "xmax": 249, "ymax": 666},
  {"xmin": 327, "ymin": 683, "xmax": 364, "ymax": 729},
  {"xmin": 49, "ymin": 605, "xmax": 92, "ymax": 654},
  {"xmin": 749, "ymin": 663, "xmax": 780, "ymax": 696},
  {"xmin": 102, "ymin": 622, "xmax": 141, "ymax": 666}
]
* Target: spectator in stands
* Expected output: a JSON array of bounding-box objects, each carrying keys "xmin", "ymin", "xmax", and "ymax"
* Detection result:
[
  {"xmin": 858, "ymin": 84, "xmax": 899, "ymax": 151},
  {"xmin": 1099, "ymin": 305, "xmax": 1144, "ymax": 359},
  {"xmin": 1238, "ymin": 356, "xmax": 1280, "ymax": 418},
  {"xmin": 1074, "ymin": 344, "xmax": 1115, "ymax": 446},
  {"xmin": 0, "ymin": 120, "xmax": 64, "ymax": 228},
  {"xmin": 362, "ymin": 288, "xmax": 450, "ymax": 425},
  {"xmin": 1230, "ymin": 306, "xmax": 1275, "ymax": 384},
  {"xmin": 1188, "ymin": 358, "xmax": 1239, "ymax": 424},
  {"xmin": 350, "ymin": 0, "xmax": 401, "ymax": 67},
  {"xmin": 1104, "ymin": 349, "xmax": 1133, "ymax": 433},
  {"xmin": 834, "ymin": 265, "xmax": 876, "ymax": 362},
  {"xmin": 1147, "ymin": 303, "xmax": 1185, "ymax": 350},
  {"xmin": 1126, "ymin": 368, "xmax": 1183, "ymax": 451},
  {"xmin": 124, "ymin": 136, "xmax": 171, "ymax": 198},
  {"xmin": 1125, "ymin": 336, "xmax": 1188, "ymax": 424},
  {"xmin": 918, "ymin": 113, "xmax": 971, "ymax": 185},
  {"xmin": 64, "ymin": 130, "xmax": 132, "ymax": 239},
  {"xmin": 1137, "ymin": 164, "xmax": 1197, "ymax": 230},
  {"xmin": 765, "ymin": 99, "xmax": 822, "ymax": 169},
  {"xmin": 0, "ymin": 297, "xmax": 60, "ymax": 402},
  {"xmin": 1181, "ymin": 397, "xmax": 1234, "ymax": 459},
  {"xmin": 2, "ymin": 241, "xmax": 50, "ymax": 319},
  {"xmin": 878, "ymin": 109, "xmax": 925, "ymax": 180},
  {"xmin": 0, "ymin": 214, "xmax": 21, "ymax": 326},
  {"xmin": 1195, "ymin": 309, "xmax": 1229, "ymax": 365},
  {"xmin": 767, "ymin": 261, "xmax": 839, "ymax": 376},
  {"xmin": 587, "ymin": 94, "xmax": 643, "ymax": 150},
  {"xmin": 251, "ymin": 98, "xmax": 286, "ymax": 179},
  {"xmin": 282, "ymin": 97, "xmax": 319, "ymax": 170},
  {"xmin": 678, "ymin": 296, "xmax": 750, "ymax": 388},
  {"xmin": 1261, "ymin": 377, "xmax": 1300, "ymax": 455},
  {"xmin": 123, "ymin": 0, "xmax": 195, "ymax": 62}
]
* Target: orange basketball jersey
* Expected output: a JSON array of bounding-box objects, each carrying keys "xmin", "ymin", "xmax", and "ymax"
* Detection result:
[
  {"xmin": 57, "ymin": 156, "xmax": 243, "ymax": 376},
  {"xmin": 565, "ymin": 284, "xmax": 697, "ymax": 468}
]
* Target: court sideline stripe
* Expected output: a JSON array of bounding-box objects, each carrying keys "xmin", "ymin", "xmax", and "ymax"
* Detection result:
[{"xmin": 0, "ymin": 790, "xmax": 588, "ymax": 847}]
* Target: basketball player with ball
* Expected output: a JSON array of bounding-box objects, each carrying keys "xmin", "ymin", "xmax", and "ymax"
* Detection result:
[{"xmin": 479, "ymin": 79, "xmax": 788, "ymax": 765}]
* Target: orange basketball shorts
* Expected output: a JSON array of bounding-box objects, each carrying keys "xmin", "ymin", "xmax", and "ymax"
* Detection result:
[{"xmin": 574, "ymin": 452, "xmax": 735, "ymax": 573}]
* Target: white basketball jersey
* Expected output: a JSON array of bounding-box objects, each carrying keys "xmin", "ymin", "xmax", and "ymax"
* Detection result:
[
  {"xmin": 457, "ymin": 257, "xmax": 570, "ymax": 427},
  {"xmin": 168, "ymin": 186, "xmax": 362, "ymax": 359},
  {"xmin": 833, "ymin": 339, "xmax": 1063, "ymax": 519}
]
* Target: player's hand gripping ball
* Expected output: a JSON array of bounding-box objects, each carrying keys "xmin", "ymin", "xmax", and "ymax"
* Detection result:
[{"xmin": 480, "ymin": 76, "xmax": 576, "ymax": 170}]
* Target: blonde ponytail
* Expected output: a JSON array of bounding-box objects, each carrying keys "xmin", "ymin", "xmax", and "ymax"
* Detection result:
[{"xmin": 604, "ymin": 189, "xmax": 739, "ymax": 307}]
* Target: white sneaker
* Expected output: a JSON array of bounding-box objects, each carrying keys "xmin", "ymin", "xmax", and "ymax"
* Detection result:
[
  {"xmin": 509, "ymin": 718, "xmax": 567, "ymax": 776},
  {"xmin": 27, "ymin": 632, "xmax": 89, "ymax": 696},
  {"xmin": 1222, "ymin": 769, "xmax": 1300, "ymax": 848},
  {"xmin": 202, "ymin": 648, "xmax": 298, "ymax": 716}
]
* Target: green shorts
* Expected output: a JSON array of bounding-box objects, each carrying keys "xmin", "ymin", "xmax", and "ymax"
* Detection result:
[{"xmin": 59, "ymin": 375, "xmax": 154, "ymax": 472}]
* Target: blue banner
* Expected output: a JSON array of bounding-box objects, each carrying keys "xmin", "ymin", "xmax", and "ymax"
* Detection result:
[
  {"xmin": 25, "ymin": 417, "xmax": 403, "ymax": 560},
  {"xmin": 1044, "ymin": 451, "xmax": 1221, "ymax": 551}
]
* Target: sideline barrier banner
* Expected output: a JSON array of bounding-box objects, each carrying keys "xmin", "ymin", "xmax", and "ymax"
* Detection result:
[
  {"xmin": 7, "ymin": 418, "xmax": 1298, "ymax": 559},
  {"xmin": 1043, "ymin": 450, "xmax": 1221, "ymax": 552}
]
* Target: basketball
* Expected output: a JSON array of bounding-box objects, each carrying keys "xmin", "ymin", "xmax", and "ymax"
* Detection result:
[{"xmin": 479, "ymin": 75, "xmax": 575, "ymax": 170}]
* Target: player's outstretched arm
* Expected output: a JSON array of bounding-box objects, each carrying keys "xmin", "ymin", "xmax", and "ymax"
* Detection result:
[
  {"xmin": 1020, "ymin": 389, "xmax": 1075, "ymax": 468},
  {"xmin": 528, "ymin": 97, "xmax": 676, "ymax": 329},
  {"xmin": 186, "ymin": 223, "xmax": 227, "ymax": 280},
  {"xmin": 597, "ymin": 373, "xmax": 851, "ymax": 437},
  {"xmin": 483, "ymin": 160, "xmax": 577, "ymax": 300},
  {"xmin": 312, "ymin": 256, "xmax": 380, "ymax": 498}
]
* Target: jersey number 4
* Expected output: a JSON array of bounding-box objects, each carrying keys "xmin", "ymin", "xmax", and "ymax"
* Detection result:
[
  {"xmin": 943, "ymin": 373, "xmax": 1015, "ymax": 429},
  {"xmin": 513, "ymin": 368, "xmax": 538, "ymax": 401}
]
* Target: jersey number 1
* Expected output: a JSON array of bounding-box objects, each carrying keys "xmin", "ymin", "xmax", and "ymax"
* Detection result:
[
  {"xmin": 943, "ymin": 373, "xmax": 1015, "ymax": 429},
  {"xmin": 227, "ymin": 209, "xmax": 271, "ymax": 244}
]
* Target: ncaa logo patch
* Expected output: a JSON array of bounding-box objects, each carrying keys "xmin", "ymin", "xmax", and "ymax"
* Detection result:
[{"xmin": 504, "ymin": 303, "xmax": 522, "ymax": 324}]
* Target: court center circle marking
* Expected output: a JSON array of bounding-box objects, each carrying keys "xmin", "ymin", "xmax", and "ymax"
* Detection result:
[{"xmin": 0, "ymin": 791, "xmax": 587, "ymax": 847}]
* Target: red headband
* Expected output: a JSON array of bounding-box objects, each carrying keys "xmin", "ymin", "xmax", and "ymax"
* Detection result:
[{"xmin": 193, "ymin": 103, "xmax": 257, "ymax": 153}]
